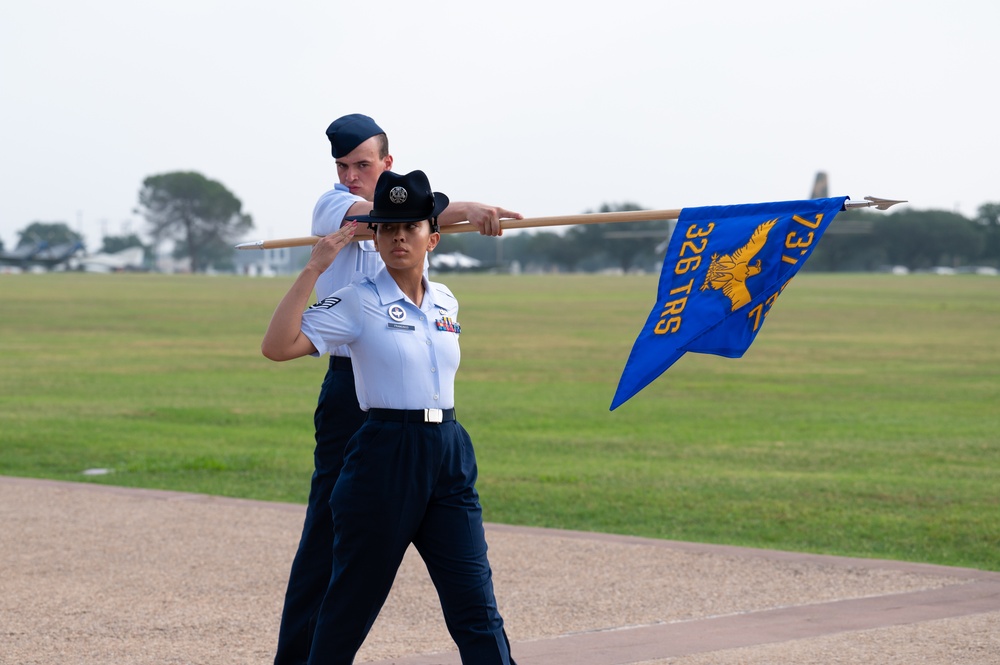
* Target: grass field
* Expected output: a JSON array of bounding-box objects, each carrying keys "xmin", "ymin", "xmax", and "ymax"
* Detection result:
[{"xmin": 1, "ymin": 272, "xmax": 998, "ymax": 570}]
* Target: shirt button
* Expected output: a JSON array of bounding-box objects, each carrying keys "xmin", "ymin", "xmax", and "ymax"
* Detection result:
[
  {"xmin": 430, "ymin": 367, "xmax": 437, "ymax": 373},
  {"xmin": 433, "ymin": 394, "xmax": 439, "ymax": 400},
  {"xmin": 426, "ymin": 339, "xmax": 431, "ymax": 345},
  {"xmin": 420, "ymin": 316, "xmax": 426, "ymax": 321}
]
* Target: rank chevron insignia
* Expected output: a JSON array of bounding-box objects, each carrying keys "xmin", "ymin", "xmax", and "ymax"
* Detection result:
[{"xmin": 699, "ymin": 218, "xmax": 778, "ymax": 311}]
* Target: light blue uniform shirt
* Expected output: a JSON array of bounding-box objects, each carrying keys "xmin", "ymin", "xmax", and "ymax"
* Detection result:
[
  {"xmin": 300, "ymin": 268, "xmax": 461, "ymax": 412},
  {"xmin": 311, "ymin": 183, "xmax": 430, "ymax": 358},
  {"xmin": 312, "ymin": 184, "xmax": 381, "ymax": 298}
]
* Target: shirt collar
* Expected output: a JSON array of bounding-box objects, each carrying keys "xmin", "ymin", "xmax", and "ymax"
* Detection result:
[{"xmin": 374, "ymin": 268, "xmax": 438, "ymax": 310}]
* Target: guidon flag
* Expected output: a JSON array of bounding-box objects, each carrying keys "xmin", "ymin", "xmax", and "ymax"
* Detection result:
[{"xmin": 610, "ymin": 196, "xmax": 849, "ymax": 410}]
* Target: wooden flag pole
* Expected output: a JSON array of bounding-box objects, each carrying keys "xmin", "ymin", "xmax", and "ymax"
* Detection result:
[
  {"xmin": 440, "ymin": 208, "xmax": 682, "ymax": 236},
  {"xmin": 234, "ymin": 197, "xmax": 905, "ymax": 250},
  {"xmin": 236, "ymin": 210, "xmax": 681, "ymax": 249},
  {"xmin": 234, "ymin": 209, "xmax": 682, "ymax": 250}
]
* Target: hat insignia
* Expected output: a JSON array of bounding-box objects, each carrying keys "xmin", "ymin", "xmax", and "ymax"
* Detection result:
[{"xmin": 389, "ymin": 186, "xmax": 408, "ymax": 205}]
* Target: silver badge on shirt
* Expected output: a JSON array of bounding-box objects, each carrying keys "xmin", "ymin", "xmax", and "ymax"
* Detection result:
[{"xmin": 387, "ymin": 305, "xmax": 406, "ymax": 322}]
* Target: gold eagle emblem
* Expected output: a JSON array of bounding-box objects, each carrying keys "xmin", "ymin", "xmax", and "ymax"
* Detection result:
[{"xmin": 700, "ymin": 218, "xmax": 778, "ymax": 311}]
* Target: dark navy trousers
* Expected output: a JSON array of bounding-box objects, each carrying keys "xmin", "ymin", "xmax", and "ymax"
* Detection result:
[
  {"xmin": 306, "ymin": 416, "xmax": 514, "ymax": 665},
  {"xmin": 274, "ymin": 359, "xmax": 365, "ymax": 665}
]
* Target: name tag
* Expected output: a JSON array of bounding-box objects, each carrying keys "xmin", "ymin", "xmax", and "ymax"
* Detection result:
[{"xmin": 387, "ymin": 322, "xmax": 415, "ymax": 331}]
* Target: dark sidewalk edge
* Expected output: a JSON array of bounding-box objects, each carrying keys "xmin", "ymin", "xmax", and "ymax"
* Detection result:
[{"xmin": 361, "ymin": 580, "xmax": 1000, "ymax": 665}]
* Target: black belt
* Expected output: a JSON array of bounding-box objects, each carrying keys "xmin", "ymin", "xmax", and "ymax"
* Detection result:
[
  {"xmin": 330, "ymin": 356, "xmax": 353, "ymax": 371},
  {"xmin": 367, "ymin": 408, "xmax": 456, "ymax": 424}
]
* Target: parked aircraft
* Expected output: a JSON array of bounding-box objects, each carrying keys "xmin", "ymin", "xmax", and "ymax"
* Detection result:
[
  {"xmin": 0, "ymin": 241, "xmax": 84, "ymax": 271},
  {"xmin": 810, "ymin": 171, "xmax": 829, "ymax": 198}
]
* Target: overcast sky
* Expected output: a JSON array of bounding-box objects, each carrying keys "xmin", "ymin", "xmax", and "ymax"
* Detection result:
[{"xmin": 2, "ymin": 0, "xmax": 997, "ymax": 250}]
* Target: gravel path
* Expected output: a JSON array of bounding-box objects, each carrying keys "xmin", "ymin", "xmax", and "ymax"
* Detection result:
[{"xmin": 2, "ymin": 475, "xmax": 998, "ymax": 665}]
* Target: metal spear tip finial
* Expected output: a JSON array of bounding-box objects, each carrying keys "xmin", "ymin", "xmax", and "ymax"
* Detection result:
[
  {"xmin": 844, "ymin": 196, "xmax": 908, "ymax": 211},
  {"xmin": 235, "ymin": 240, "xmax": 264, "ymax": 250},
  {"xmin": 865, "ymin": 196, "xmax": 908, "ymax": 210}
]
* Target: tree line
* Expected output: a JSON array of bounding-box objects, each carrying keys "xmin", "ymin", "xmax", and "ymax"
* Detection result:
[
  {"xmin": 2, "ymin": 172, "xmax": 252, "ymax": 272},
  {"xmin": 4, "ymin": 171, "xmax": 999, "ymax": 274}
]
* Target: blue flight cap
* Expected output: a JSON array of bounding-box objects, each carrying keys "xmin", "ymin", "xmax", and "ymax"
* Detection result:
[{"xmin": 325, "ymin": 113, "xmax": 384, "ymax": 158}]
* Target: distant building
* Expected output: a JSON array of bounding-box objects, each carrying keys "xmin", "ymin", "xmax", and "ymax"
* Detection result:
[{"xmin": 232, "ymin": 245, "xmax": 311, "ymax": 276}]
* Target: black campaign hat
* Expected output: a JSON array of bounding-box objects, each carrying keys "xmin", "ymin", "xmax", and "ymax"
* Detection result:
[
  {"xmin": 325, "ymin": 113, "xmax": 384, "ymax": 158},
  {"xmin": 346, "ymin": 170, "xmax": 449, "ymax": 224}
]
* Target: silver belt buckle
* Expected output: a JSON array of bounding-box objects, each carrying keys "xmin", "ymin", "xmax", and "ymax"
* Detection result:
[{"xmin": 424, "ymin": 408, "xmax": 443, "ymax": 424}]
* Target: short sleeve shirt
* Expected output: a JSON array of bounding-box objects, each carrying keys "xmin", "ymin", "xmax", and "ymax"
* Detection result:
[{"xmin": 300, "ymin": 268, "xmax": 461, "ymax": 412}]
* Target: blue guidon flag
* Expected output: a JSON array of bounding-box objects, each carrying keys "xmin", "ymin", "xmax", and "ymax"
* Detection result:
[{"xmin": 610, "ymin": 196, "xmax": 849, "ymax": 410}]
